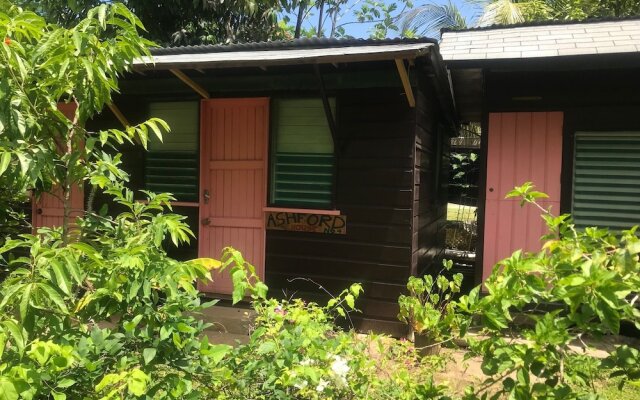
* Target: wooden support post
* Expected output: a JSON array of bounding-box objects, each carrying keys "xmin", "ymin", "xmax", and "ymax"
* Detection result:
[
  {"xmin": 107, "ymin": 103, "xmax": 130, "ymax": 128},
  {"xmin": 169, "ymin": 69, "xmax": 210, "ymax": 99},
  {"xmin": 394, "ymin": 58, "xmax": 416, "ymax": 108}
]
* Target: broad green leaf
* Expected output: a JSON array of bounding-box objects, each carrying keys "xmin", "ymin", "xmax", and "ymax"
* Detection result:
[
  {"xmin": 127, "ymin": 369, "xmax": 149, "ymax": 396},
  {"xmin": 96, "ymin": 373, "xmax": 124, "ymax": 392},
  {"xmin": 2, "ymin": 320, "xmax": 25, "ymax": 354},
  {"xmin": 160, "ymin": 325, "xmax": 171, "ymax": 341},
  {"xmin": 0, "ymin": 333, "xmax": 5, "ymax": 359},
  {"xmin": 142, "ymin": 347, "xmax": 156, "ymax": 365},
  {"xmin": 206, "ymin": 344, "xmax": 231, "ymax": 365},
  {"xmin": 257, "ymin": 341, "xmax": 276, "ymax": 354},
  {"xmin": 19, "ymin": 283, "xmax": 33, "ymax": 322},
  {"xmin": 0, "ymin": 377, "xmax": 18, "ymax": 400},
  {"xmin": 345, "ymin": 294, "xmax": 355, "ymax": 309},
  {"xmin": 0, "ymin": 152, "xmax": 11, "ymax": 176},
  {"xmin": 51, "ymin": 259, "xmax": 72, "ymax": 295},
  {"xmin": 82, "ymin": 58, "xmax": 94, "ymax": 82},
  {"xmin": 38, "ymin": 283, "xmax": 69, "ymax": 313},
  {"xmin": 97, "ymin": 4, "xmax": 108, "ymax": 28},
  {"xmin": 52, "ymin": 392, "xmax": 66, "ymax": 400},
  {"xmin": 16, "ymin": 152, "xmax": 29, "ymax": 174},
  {"xmin": 56, "ymin": 378, "xmax": 76, "ymax": 389},
  {"xmin": 11, "ymin": 109, "xmax": 25, "ymax": 136}
]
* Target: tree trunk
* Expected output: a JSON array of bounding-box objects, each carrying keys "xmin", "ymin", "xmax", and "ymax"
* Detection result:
[
  {"xmin": 62, "ymin": 180, "xmax": 71, "ymax": 245},
  {"xmin": 317, "ymin": 0, "xmax": 325, "ymax": 37},
  {"xmin": 330, "ymin": 9, "xmax": 338, "ymax": 37},
  {"xmin": 294, "ymin": 1, "xmax": 307, "ymax": 38}
]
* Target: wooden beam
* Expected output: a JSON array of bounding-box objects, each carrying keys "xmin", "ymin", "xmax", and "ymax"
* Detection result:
[
  {"xmin": 394, "ymin": 58, "xmax": 416, "ymax": 108},
  {"xmin": 313, "ymin": 64, "xmax": 340, "ymax": 209},
  {"xmin": 169, "ymin": 68, "xmax": 210, "ymax": 98},
  {"xmin": 107, "ymin": 103, "xmax": 130, "ymax": 127}
]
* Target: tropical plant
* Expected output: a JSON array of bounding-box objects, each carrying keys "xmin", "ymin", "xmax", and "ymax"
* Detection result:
[
  {"xmin": 400, "ymin": 0, "xmax": 468, "ymax": 38},
  {"xmin": 219, "ymin": 283, "xmax": 450, "ymax": 399},
  {"xmin": 284, "ymin": 0, "xmax": 415, "ymax": 39},
  {"xmin": 0, "ymin": 182, "xmax": 249, "ymax": 398},
  {"xmin": 398, "ymin": 260, "xmax": 464, "ymax": 351},
  {"xmin": 15, "ymin": 0, "xmax": 284, "ymax": 45},
  {"xmin": 456, "ymin": 182, "xmax": 640, "ymax": 399},
  {"xmin": 402, "ymin": 0, "xmax": 640, "ymax": 37},
  {"xmin": 0, "ymin": 2, "xmax": 169, "ymax": 242}
]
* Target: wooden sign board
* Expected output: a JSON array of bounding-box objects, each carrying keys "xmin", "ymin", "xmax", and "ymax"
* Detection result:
[{"xmin": 266, "ymin": 212, "xmax": 346, "ymax": 235}]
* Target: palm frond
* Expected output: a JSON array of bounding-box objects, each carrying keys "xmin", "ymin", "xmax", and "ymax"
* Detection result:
[
  {"xmin": 400, "ymin": 1, "xmax": 468, "ymax": 39},
  {"xmin": 475, "ymin": 0, "xmax": 525, "ymax": 26},
  {"xmin": 473, "ymin": 0, "xmax": 552, "ymax": 26}
]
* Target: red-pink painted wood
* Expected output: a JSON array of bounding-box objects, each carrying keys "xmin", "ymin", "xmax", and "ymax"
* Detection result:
[
  {"xmin": 198, "ymin": 98, "xmax": 269, "ymax": 295},
  {"xmin": 32, "ymin": 103, "xmax": 84, "ymax": 230},
  {"xmin": 483, "ymin": 112, "xmax": 563, "ymax": 282}
]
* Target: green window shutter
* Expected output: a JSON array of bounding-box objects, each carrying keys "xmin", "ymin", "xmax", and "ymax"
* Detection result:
[
  {"xmin": 572, "ymin": 131, "xmax": 640, "ymax": 230},
  {"xmin": 145, "ymin": 102, "xmax": 199, "ymax": 202},
  {"xmin": 271, "ymin": 99, "xmax": 335, "ymax": 208}
]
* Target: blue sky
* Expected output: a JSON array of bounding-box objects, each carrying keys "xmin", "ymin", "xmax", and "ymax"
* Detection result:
[{"xmin": 290, "ymin": 0, "xmax": 482, "ymax": 38}]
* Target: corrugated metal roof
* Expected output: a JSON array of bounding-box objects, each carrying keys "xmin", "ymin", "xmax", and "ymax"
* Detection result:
[
  {"xmin": 440, "ymin": 18, "xmax": 640, "ymax": 61},
  {"xmin": 150, "ymin": 37, "xmax": 436, "ymax": 55},
  {"xmin": 135, "ymin": 38, "xmax": 437, "ymax": 70}
]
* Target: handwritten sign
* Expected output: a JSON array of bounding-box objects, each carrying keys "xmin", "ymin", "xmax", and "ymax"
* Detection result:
[{"xmin": 266, "ymin": 212, "xmax": 346, "ymax": 235}]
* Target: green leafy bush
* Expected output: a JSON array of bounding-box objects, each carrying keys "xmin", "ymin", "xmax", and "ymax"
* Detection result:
[
  {"xmin": 218, "ymin": 284, "xmax": 450, "ymax": 399},
  {"xmin": 0, "ymin": 186, "xmax": 234, "ymax": 399},
  {"xmin": 398, "ymin": 260, "xmax": 464, "ymax": 344},
  {"xmin": 457, "ymin": 182, "xmax": 640, "ymax": 399}
]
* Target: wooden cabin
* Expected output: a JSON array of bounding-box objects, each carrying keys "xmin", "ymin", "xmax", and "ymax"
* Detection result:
[
  {"xmin": 62, "ymin": 38, "xmax": 457, "ymax": 335},
  {"xmin": 440, "ymin": 18, "xmax": 640, "ymax": 284}
]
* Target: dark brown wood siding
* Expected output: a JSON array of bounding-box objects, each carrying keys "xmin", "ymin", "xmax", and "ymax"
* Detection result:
[
  {"xmin": 265, "ymin": 88, "xmax": 416, "ymax": 336},
  {"xmin": 411, "ymin": 71, "xmax": 449, "ymax": 278},
  {"xmin": 88, "ymin": 64, "xmax": 451, "ymax": 336}
]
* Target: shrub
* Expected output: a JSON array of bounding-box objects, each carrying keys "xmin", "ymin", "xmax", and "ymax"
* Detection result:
[
  {"xmin": 0, "ymin": 186, "xmax": 234, "ymax": 399},
  {"xmin": 457, "ymin": 182, "xmax": 640, "ymax": 399},
  {"xmin": 398, "ymin": 260, "xmax": 463, "ymax": 346},
  {"xmin": 218, "ymin": 284, "xmax": 450, "ymax": 399}
]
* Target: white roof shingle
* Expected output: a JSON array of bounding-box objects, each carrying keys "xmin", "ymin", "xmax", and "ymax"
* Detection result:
[{"xmin": 440, "ymin": 19, "xmax": 640, "ymax": 61}]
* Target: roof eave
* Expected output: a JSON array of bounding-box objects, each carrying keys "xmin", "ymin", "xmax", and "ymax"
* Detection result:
[
  {"xmin": 133, "ymin": 44, "xmax": 433, "ymax": 71},
  {"xmin": 444, "ymin": 52, "xmax": 640, "ymax": 70}
]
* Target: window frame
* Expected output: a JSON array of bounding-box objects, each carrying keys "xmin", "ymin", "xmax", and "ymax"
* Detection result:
[{"xmin": 267, "ymin": 96, "xmax": 338, "ymax": 211}]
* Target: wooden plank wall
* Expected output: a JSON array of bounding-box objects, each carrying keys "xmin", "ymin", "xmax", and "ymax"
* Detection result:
[
  {"xmin": 86, "ymin": 96, "xmax": 200, "ymax": 261},
  {"xmin": 412, "ymin": 73, "xmax": 448, "ymax": 277},
  {"xmin": 87, "ymin": 66, "xmax": 449, "ymax": 335},
  {"xmin": 265, "ymin": 88, "xmax": 416, "ymax": 336}
]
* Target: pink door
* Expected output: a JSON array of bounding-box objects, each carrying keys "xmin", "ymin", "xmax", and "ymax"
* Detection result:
[
  {"xmin": 482, "ymin": 112, "xmax": 563, "ymax": 281},
  {"xmin": 32, "ymin": 186, "xmax": 84, "ymax": 229},
  {"xmin": 198, "ymin": 98, "xmax": 269, "ymax": 294},
  {"xmin": 32, "ymin": 103, "xmax": 84, "ymax": 230}
]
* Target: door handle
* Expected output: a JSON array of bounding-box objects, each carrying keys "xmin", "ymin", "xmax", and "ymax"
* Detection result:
[
  {"xmin": 203, "ymin": 189, "xmax": 210, "ymax": 204},
  {"xmin": 201, "ymin": 217, "xmax": 211, "ymax": 226}
]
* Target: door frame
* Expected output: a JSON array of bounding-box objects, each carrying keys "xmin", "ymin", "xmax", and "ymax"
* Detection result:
[{"xmin": 197, "ymin": 98, "xmax": 270, "ymax": 291}]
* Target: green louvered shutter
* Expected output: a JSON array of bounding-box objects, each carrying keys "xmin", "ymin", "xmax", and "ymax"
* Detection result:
[
  {"xmin": 145, "ymin": 102, "xmax": 199, "ymax": 202},
  {"xmin": 271, "ymin": 99, "xmax": 335, "ymax": 208},
  {"xmin": 572, "ymin": 131, "xmax": 640, "ymax": 230}
]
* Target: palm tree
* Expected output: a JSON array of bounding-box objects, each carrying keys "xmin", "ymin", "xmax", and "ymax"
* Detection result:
[
  {"xmin": 400, "ymin": 1, "xmax": 469, "ymax": 38},
  {"xmin": 474, "ymin": 0, "xmax": 551, "ymax": 26},
  {"xmin": 400, "ymin": 0, "xmax": 552, "ymax": 37}
]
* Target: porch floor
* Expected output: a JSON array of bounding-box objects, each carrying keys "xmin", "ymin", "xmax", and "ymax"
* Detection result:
[{"xmin": 201, "ymin": 305, "xmax": 254, "ymax": 346}]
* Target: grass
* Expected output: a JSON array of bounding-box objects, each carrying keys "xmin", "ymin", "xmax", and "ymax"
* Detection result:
[
  {"xmin": 447, "ymin": 203, "xmax": 477, "ymax": 222},
  {"xmin": 598, "ymin": 378, "xmax": 640, "ymax": 400}
]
